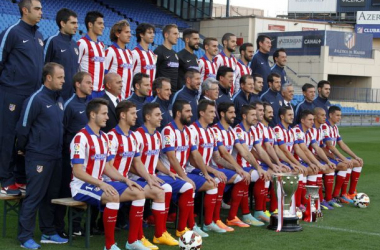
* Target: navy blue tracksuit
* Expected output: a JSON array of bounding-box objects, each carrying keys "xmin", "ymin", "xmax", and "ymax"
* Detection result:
[
  {"xmin": 126, "ymin": 93, "xmax": 148, "ymax": 131},
  {"xmin": 151, "ymin": 96, "xmax": 173, "ymax": 132},
  {"xmin": 232, "ymin": 90, "xmax": 255, "ymax": 126},
  {"xmin": 295, "ymin": 100, "xmax": 316, "ymax": 124},
  {"xmin": 216, "ymin": 84, "xmax": 232, "ymax": 107},
  {"xmin": 16, "ymin": 86, "xmax": 64, "ymax": 243},
  {"xmin": 0, "ymin": 20, "xmax": 44, "ymax": 187},
  {"xmin": 271, "ymin": 64, "xmax": 287, "ymax": 85},
  {"xmin": 250, "ymin": 51, "xmax": 271, "ymax": 94},
  {"xmin": 44, "ymin": 32, "xmax": 79, "ymax": 101},
  {"xmin": 260, "ymin": 88, "xmax": 284, "ymax": 128},
  {"xmin": 171, "ymin": 86, "xmax": 199, "ymax": 124},
  {"xmin": 313, "ymin": 96, "xmax": 332, "ymax": 115}
]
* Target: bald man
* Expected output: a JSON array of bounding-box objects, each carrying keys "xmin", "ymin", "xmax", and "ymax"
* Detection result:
[{"xmin": 101, "ymin": 73, "xmax": 123, "ymax": 133}]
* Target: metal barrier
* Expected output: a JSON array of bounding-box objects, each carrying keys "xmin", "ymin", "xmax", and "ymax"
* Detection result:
[
  {"xmin": 330, "ymin": 87, "xmax": 380, "ymax": 103},
  {"xmin": 339, "ymin": 114, "xmax": 380, "ymax": 127}
]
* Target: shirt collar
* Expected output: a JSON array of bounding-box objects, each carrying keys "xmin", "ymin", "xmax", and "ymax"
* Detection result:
[
  {"xmin": 112, "ymin": 42, "xmax": 126, "ymax": 50},
  {"xmin": 85, "ymin": 125, "xmax": 103, "ymax": 138},
  {"xmin": 221, "ymin": 50, "xmax": 233, "ymax": 59},
  {"xmin": 105, "ymin": 90, "xmax": 119, "ymax": 107},
  {"xmin": 238, "ymin": 59, "xmax": 247, "ymax": 66},
  {"xmin": 20, "ymin": 19, "xmax": 39, "ymax": 31},
  {"xmin": 85, "ymin": 34, "xmax": 100, "ymax": 43},
  {"xmin": 137, "ymin": 43, "xmax": 150, "ymax": 52},
  {"xmin": 195, "ymin": 120, "xmax": 208, "ymax": 130},
  {"xmin": 202, "ymin": 54, "xmax": 213, "ymax": 62},
  {"xmin": 115, "ymin": 125, "xmax": 132, "ymax": 137},
  {"xmin": 278, "ymin": 122, "xmax": 290, "ymax": 131}
]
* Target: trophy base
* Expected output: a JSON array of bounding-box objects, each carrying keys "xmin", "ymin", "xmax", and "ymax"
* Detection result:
[{"xmin": 267, "ymin": 214, "xmax": 303, "ymax": 232}]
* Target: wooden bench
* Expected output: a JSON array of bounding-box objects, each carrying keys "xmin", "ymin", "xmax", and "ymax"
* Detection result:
[
  {"xmin": 51, "ymin": 198, "xmax": 91, "ymax": 248},
  {"xmin": 0, "ymin": 193, "xmax": 25, "ymax": 237}
]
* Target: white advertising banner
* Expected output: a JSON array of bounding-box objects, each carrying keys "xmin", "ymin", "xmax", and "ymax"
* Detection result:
[
  {"xmin": 356, "ymin": 11, "xmax": 380, "ymax": 24},
  {"xmin": 288, "ymin": 0, "xmax": 337, "ymax": 13}
]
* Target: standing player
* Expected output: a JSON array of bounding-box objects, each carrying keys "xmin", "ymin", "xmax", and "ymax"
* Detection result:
[
  {"xmin": 198, "ymin": 38, "xmax": 218, "ymax": 82},
  {"xmin": 313, "ymin": 80, "xmax": 332, "ymax": 114},
  {"xmin": 232, "ymin": 75, "xmax": 255, "ymax": 126},
  {"xmin": 271, "ymin": 49, "xmax": 287, "ymax": 85},
  {"xmin": 260, "ymin": 73, "xmax": 284, "ymax": 127},
  {"xmin": 250, "ymin": 35, "xmax": 272, "ymax": 94},
  {"xmin": 214, "ymin": 33, "xmax": 238, "ymax": 95},
  {"xmin": 105, "ymin": 20, "xmax": 134, "ymax": 99},
  {"xmin": 150, "ymin": 77, "xmax": 173, "ymax": 132},
  {"xmin": 154, "ymin": 24, "xmax": 180, "ymax": 91},
  {"xmin": 44, "ymin": 8, "xmax": 79, "ymax": 101},
  {"xmin": 77, "ymin": 11, "xmax": 105, "ymax": 99},
  {"xmin": 234, "ymin": 43, "xmax": 253, "ymax": 94},
  {"xmin": 70, "ymin": 98, "xmax": 146, "ymax": 250},
  {"xmin": 0, "ymin": 0, "xmax": 44, "ymax": 195},
  {"xmin": 132, "ymin": 23, "xmax": 156, "ymax": 96}
]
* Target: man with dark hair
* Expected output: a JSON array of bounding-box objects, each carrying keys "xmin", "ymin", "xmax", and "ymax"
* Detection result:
[
  {"xmin": 16, "ymin": 62, "xmax": 68, "ymax": 249},
  {"xmin": 105, "ymin": 20, "xmax": 133, "ymax": 99},
  {"xmin": 151, "ymin": 77, "xmax": 173, "ymax": 131},
  {"xmin": 250, "ymin": 35, "xmax": 272, "ymax": 94},
  {"xmin": 235, "ymin": 43, "xmax": 254, "ymax": 94},
  {"xmin": 271, "ymin": 48, "xmax": 287, "ymax": 85},
  {"xmin": 198, "ymin": 38, "xmax": 218, "ymax": 82},
  {"xmin": 294, "ymin": 83, "xmax": 316, "ymax": 124},
  {"xmin": 313, "ymin": 80, "xmax": 332, "ymax": 114},
  {"xmin": 171, "ymin": 69, "xmax": 201, "ymax": 124},
  {"xmin": 154, "ymin": 24, "xmax": 179, "ymax": 92},
  {"xmin": 214, "ymin": 33, "xmax": 238, "ymax": 96},
  {"xmin": 78, "ymin": 11, "xmax": 105, "ymax": 99},
  {"xmin": 44, "ymin": 8, "xmax": 79, "ymax": 101},
  {"xmin": 252, "ymin": 74, "xmax": 263, "ymax": 101},
  {"xmin": 126, "ymin": 73, "xmax": 151, "ymax": 130},
  {"xmin": 177, "ymin": 29, "xmax": 199, "ymax": 91},
  {"xmin": 216, "ymin": 66, "xmax": 234, "ymax": 106},
  {"xmin": 0, "ymin": 0, "xmax": 44, "ymax": 196},
  {"xmin": 260, "ymin": 73, "xmax": 284, "ymax": 127},
  {"xmin": 102, "ymin": 73, "xmax": 123, "ymax": 133},
  {"xmin": 232, "ymin": 75, "xmax": 255, "ymax": 126},
  {"xmin": 132, "ymin": 23, "xmax": 156, "ymax": 95}
]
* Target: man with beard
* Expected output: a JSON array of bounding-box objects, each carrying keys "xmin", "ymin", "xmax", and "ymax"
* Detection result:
[
  {"xmin": 313, "ymin": 80, "xmax": 332, "ymax": 114},
  {"xmin": 198, "ymin": 38, "xmax": 218, "ymax": 82},
  {"xmin": 150, "ymin": 77, "xmax": 173, "ymax": 132},
  {"xmin": 154, "ymin": 24, "xmax": 180, "ymax": 92},
  {"xmin": 232, "ymin": 75, "xmax": 255, "ymax": 126},
  {"xmin": 295, "ymin": 83, "xmax": 316, "ymax": 124},
  {"xmin": 250, "ymin": 35, "xmax": 272, "ymax": 94},
  {"xmin": 234, "ymin": 43, "xmax": 254, "ymax": 94},
  {"xmin": 271, "ymin": 48, "xmax": 288, "ymax": 85},
  {"xmin": 160, "ymin": 100, "xmax": 216, "ymax": 238},
  {"xmin": 260, "ymin": 73, "xmax": 284, "ymax": 127},
  {"xmin": 177, "ymin": 29, "xmax": 200, "ymax": 92},
  {"xmin": 214, "ymin": 33, "xmax": 238, "ymax": 96}
]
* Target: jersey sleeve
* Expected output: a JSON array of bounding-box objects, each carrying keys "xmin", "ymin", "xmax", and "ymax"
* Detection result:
[
  {"xmin": 212, "ymin": 127, "xmax": 224, "ymax": 148},
  {"xmin": 77, "ymin": 39, "xmax": 86, "ymax": 64},
  {"xmin": 336, "ymin": 126, "xmax": 342, "ymax": 142},
  {"xmin": 234, "ymin": 127, "xmax": 246, "ymax": 144},
  {"xmin": 231, "ymin": 128, "xmax": 240, "ymax": 145},
  {"xmin": 250, "ymin": 127, "xmax": 261, "ymax": 145},
  {"xmin": 104, "ymin": 48, "xmax": 115, "ymax": 73},
  {"xmin": 273, "ymin": 126, "xmax": 285, "ymax": 146},
  {"xmin": 131, "ymin": 132, "xmax": 141, "ymax": 157},
  {"xmin": 107, "ymin": 131, "xmax": 118, "ymax": 160},
  {"xmin": 161, "ymin": 127, "xmax": 175, "ymax": 153},
  {"xmin": 213, "ymin": 55, "xmax": 223, "ymax": 71},
  {"xmin": 0, "ymin": 29, "xmax": 15, "ymax": 68},
  {"xmin": 44, "ymin": 36, "xmax": 55, "ymax": 63},
  {"xmin": 293, "ymin": 128, "xmax": 304, "ymax": 144},
  {"xmin": 321, "ymin": 124, "xmax": 332, "ymax": 143},
  {"xmin": 132, "ymin": 49, "xmax": 139, "ymax": 73},
  {"xmin": 70, "ymin": 133, "xmax": 87, "ymax": 164},
  {"xmin": 197, "ymin": 59, "xmax": 205, "ymax": 81}
]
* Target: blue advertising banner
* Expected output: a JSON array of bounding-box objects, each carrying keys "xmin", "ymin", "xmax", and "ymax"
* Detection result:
[
  {"xmin": 326, "ymin": 31, "xmax": 373, "ymax": 58},
  {"xmin": 355, "ymin": 24, "xmax": 380, "ymax": 38}
]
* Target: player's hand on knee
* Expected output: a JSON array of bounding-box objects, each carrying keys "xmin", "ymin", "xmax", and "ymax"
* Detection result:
[
  {"xmin": 100, "ymin": 182, "xmax": 118, "ymax": 196},
  {"xmin": 215, "ymin": 171, "xmax": 227, "ymax": 183}
]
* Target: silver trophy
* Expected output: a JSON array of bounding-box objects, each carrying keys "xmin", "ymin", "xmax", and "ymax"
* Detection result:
[{"xmin": 304, "ymin": 185, "xmax": 323, "ymax": 222}]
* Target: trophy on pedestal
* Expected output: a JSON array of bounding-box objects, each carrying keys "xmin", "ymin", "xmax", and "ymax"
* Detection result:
[
  {"xmin": 267, "ymin": 174, "xmax": 303, "ymax": 232},
  {"xmin": 303, "ymin": 185, "xmax": 323, "ymax": 222}
]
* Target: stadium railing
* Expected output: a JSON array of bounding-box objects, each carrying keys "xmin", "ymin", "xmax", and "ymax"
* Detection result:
[{"xmin": 330, "ymin": 86, "xmax": 380, "ymax": 103}]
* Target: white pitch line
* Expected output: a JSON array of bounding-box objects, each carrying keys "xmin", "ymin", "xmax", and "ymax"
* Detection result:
[{"xmin": 304, "ymin": 224, "xmax": 380, "ymax": 237}]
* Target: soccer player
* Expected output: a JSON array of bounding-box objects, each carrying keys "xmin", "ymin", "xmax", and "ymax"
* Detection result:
[
  {"xmin": 16, "ymin": 63, "xmax": 67, "ymax": 249},
  {"xmin": 234, "ymin": 43, "xmax": 253, "ymax": 94},
  {"xmin": 313, "ymin": 80, "xmax": 332, "ymax": 114},
  {"xmin": 0, "ymin": 0, "xmax": 44, "ymax": 196},
  {"xmin": 78, "ymin": 11, "xmax": 105, "ymax": 99},
  {"xmin": 250, "ymin": 35, "xmax": 272, "ymax": 94},
  {"xmin": 260, "ymin": 73, "xmax": 284, "ymax": 127},
  {"xmin": 154, "ymin": 24, "xmax": 179, "ymax": 91},
  {"xmin": 214, "ymin": 33, "xmax": 238, "ymax": 95},
  {"xmin": 160, "ymin": 100, "xmax": 217, "ymax": 237},
  {"xmin": 177, "ymin": 29, "xmax": 199, "ymax": 92},
  {"xmin": 70, "ymin": 98, "xmax": 146, "ymax": 250},
  {"xmin": 215, "ymin": 66, "xmax": 234, "ymax": 106},
  {"xmin": 150, "ymin": 77, "xmax": 173, "ymax": 132},
  {"xmin": 271, "ymin": 48, "xmax": 287, "ymax": 85},
  {"xmin": 102, "ymin": 73, "xmax": 123, "ymax": 133},
  {"xmin": 294, "ymin": 83, "xmax": 316, "ymax": 124},
  {"xmin": 321, "ymin": 106, "xmax": 363, "ymax": 204},
  {"xmin": 171, "ymin": 69, "xmax": 201, "ymax": 124},
  {"xmin": 44, "ymin": 8, "xmax": 79, "ymax": 101},
  {"xmin": 232, "ymin": 75, "xmax": 255, "ymax": 126},
  {"xmin": 105, "ymin": 20, "xmax": 134, "ymax": 99},
  {"xmin": 132, "ymin": 23, "xmax": 156, "ymax": 95},
  {"xmin": 198, "ymin": 37, "xmax": 218, "ymax": 82}
]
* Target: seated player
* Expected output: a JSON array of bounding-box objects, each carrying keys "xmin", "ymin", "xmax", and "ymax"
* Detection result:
[
  {"xmin": 70, "ymin": 99, "xmax": 145, "ymax": 250},
  {"xmin": 160, "ymin": 100, "xmax": 217, "ymax": 238}
]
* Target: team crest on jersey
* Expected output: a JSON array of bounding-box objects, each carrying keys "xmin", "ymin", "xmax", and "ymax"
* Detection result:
[
  {"xmin": 9, "ymin": 104, "xmax": 16, "ymax": 111},
  {"xmin": 74, "ymin": 48, "xmax": 79, "ymax": 55},
  {"xmin": 164, "ymin": 135, "xmax": 171, "ymax": 145},
  {"xmin": 58, "ymin": 102, "xmax": 63, "ymax": 110},
  {"xmin": 36, "ymin": 165, "xmax": 43, "ymax": 173},
  {"xmin": 39, "ymin": 38, "xmax": 44, "ymax": 46},
  {"xmin": 237, "ymin": 132, "xmax": 243, "ymax": 140},
  {"xmin": 74, "ymin": 143, "xmax": 80, "ymax": 151}
]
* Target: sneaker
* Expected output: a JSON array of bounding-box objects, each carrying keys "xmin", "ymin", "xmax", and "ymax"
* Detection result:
[
  {"xmin": 338, "ymin": 195, "xmax": 351, "ymax": 204},
  {"xmin": 15, "ymin": 183, "xmax": 26, "ymax": 193},
  {"xmin": 73, "ymin": 229, "xmax": 85, "ymax": 237},
  {"xmin": 57, "ymin": 231, "xmax": 68, "ymax": 239},
  {"xmin": 40, "ymin": 234, "xmax": 68, "ymax": 244},
  {"xmin": 104, "ymin": 243, "xmax": 121, "ymax": 250},
  {"xmin": 270, "ymin": 209, "xmax": 278, "ymax": 215},
  {"xmin": 141, "ymin": 237, "xmax": 159, "ymax": 249},
  {"xmin": 192, "ymin": 224, "xmax": 209, "ymax": 237},
  {"xmin": 226, "ymin": 217, "xmax": 250, "ymax": 228},
  {"xmin": 1, "ymin": 184, "xmax": 21, "ymax": 196},
  {"xmin": 253, "ymin": 211, "xmax": 270, "ymax": 223},
  {"xmin": 126, "ymin": 240, "xmax": 150, "ymax": 250},
  {"xmin": 264, "ymin": 210, "xmax": 271, "ymax": 217},
  {"xmin": 153, "ymin": 231, "xmax": 178, "ymax": 246},
  {"xmin": 215, "ymin": 220, "xmax": 234, "ymax": 232},
  {"xmin": 21, "ymin": 239, "xmax": 41, "ymax": 249},
  {"xmin": 203, "ymin": 222, "xmax": 226, "ymax": 233},
  {"xmin": 320, "ymin": 200, "xmax": 334, "ymax": 210},
  {"xmin": 176, "ymin": 227, "xmax": 189, "ymax": 237},
  {"xmin": 221, "ymin": 201, "xmax": 231, "ymax": 209},
  {"xmin": 242, "ymin": 214, "xmax": 265, "ymax": 226},
  {"xmin": 347, "ymin": 193, "xmax": 356, "ymax": 200},
  {"xmin": 328, "ymin": 198, "xmax": 343, "ymax": 208}
]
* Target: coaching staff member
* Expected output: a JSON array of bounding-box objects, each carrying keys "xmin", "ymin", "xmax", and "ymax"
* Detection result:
[{"xmin": 16, "ymin": 62, "xmax": 68, "ymax": 248}]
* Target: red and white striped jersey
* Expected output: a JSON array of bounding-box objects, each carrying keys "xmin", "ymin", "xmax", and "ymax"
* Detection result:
[
  {"xmin": 261, "ymin": 123, "xmax": 277, "ymax": 147},
  {"xmin": 320, "ymin": 120, "xmax": 341, "ymax": 154},
  {"xmin": 198, "ymin": 55, "xmax": 217, "ymax": 81},
  {"xmin": 234, "ymin": 59, "xmax": 252, "ymax": 95},
  {"xmin": 293, "ymin": 124, "xmax": 316, "ymax": 148},
  {"xmin": 273, "ymin": 123, "xmax": 298, "ymax": 154},
  {"xmin": 105, "ymin": 43, "xmax": 134, "ymax": 99},
  {"xmin": 77, "ymin": 35, "xmax": 105, "ymax": 92},
  {"xmin": 214, "ymin": 51, "xmax": 238, "ymax": 95},
  {"xmin": 160, "ymin": 121, "xmax": 197, "ymax": 174},
  {"xmin": 308, "ymin": 126, "xmax": 323, "ymax": 154},
  {"xmin": 233, "ymin": 123, "xmax": 260, "ymax": 167},
  {"xmin": 133, "ymin": 125, "xmax": 162, "ymax": 177},
  {"xmin": 132, "ymin": 44, "xmax": 157, "ymax": 96},
  {"xmin": 70, "ymin": 125, "xmax": 111, "ymax": 196},
  {"xmin": 253, "ymin": 122, "xmax": 265, "ymax": 147}
]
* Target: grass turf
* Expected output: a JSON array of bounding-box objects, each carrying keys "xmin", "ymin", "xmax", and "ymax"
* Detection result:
[{"xmin": 1, "ymin": 126, "xmax": 379, "ymax": 250}]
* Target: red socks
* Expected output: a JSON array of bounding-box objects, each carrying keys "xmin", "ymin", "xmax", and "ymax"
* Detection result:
[
  {"xmin": 253, "ymin": 178, "xmax": 265, "ymax": 211},
  {"xmin": 317, "ymin": 174, "xmax": 323, "ymax": 202},
  {"xmin": 178, "ymin": 189, "xmax": 193, "ymax": 231},
  {"xmin": 333, "ymin": 171, "xmax": 346, "ymax": 198},
  {"xmin": 349, "ymin": 167, "xmax": 362, "ymax": 195},
  {"xmin": 128, "ymin": 199, "xmax": 145, "ymax": 244},
  {"xmin": 204, "ymin": 189, "xmax": 217, "ymax": 225},
  {"xmin": 341, "ymin": 169, "xmax": 352, "ymax": 195},
  {"xmin": 164, "ymin": 191, "xmax": 172, "ymax": 226},
  {"xmin": 213, "ymin": 182, "xmax": 226, "ymax": 222},
  {"xmin": 240, "ymin": 182, "xmax": 250, "ymax": 215},
  {"xmin": 103, "ymin": 202, "xmax": 119, "ymax": 250},
  {"xmin": 228, "ymin": 180, "xmax": 246, "ymax": 220},
  {"xmin": 152, "ymin": 202, "xmax": 166, "ymax": 238}
]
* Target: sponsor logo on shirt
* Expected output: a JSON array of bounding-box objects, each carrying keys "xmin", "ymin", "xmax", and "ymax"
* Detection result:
[
  {"xmin": 91, "ymin": 56, "xmax": 105, "ymax": 62},
  {"xmin": 167, "ymin": 62, "xmax": 179, "ymax": 68},
  {"xmin": 143, "ymin": 65, "xmax": 156, "ymax": 70},
  {"xmin": 119, "ymin": 63, "xmax": 133, "ymax": 69},
  {"xmin": 119, "ymin": 151, "xmax": 135, "ymax": 158},
  {"xmin": 175, "ymin": 145, "xmax": 189, "ymax": 152},
  {"xmin": 145, "ymin": 149, "xmax": 160, "ymax": 156},
  {"xmin": 91, "ymin": 154, "xmax": 107, "ymax": 160}
]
